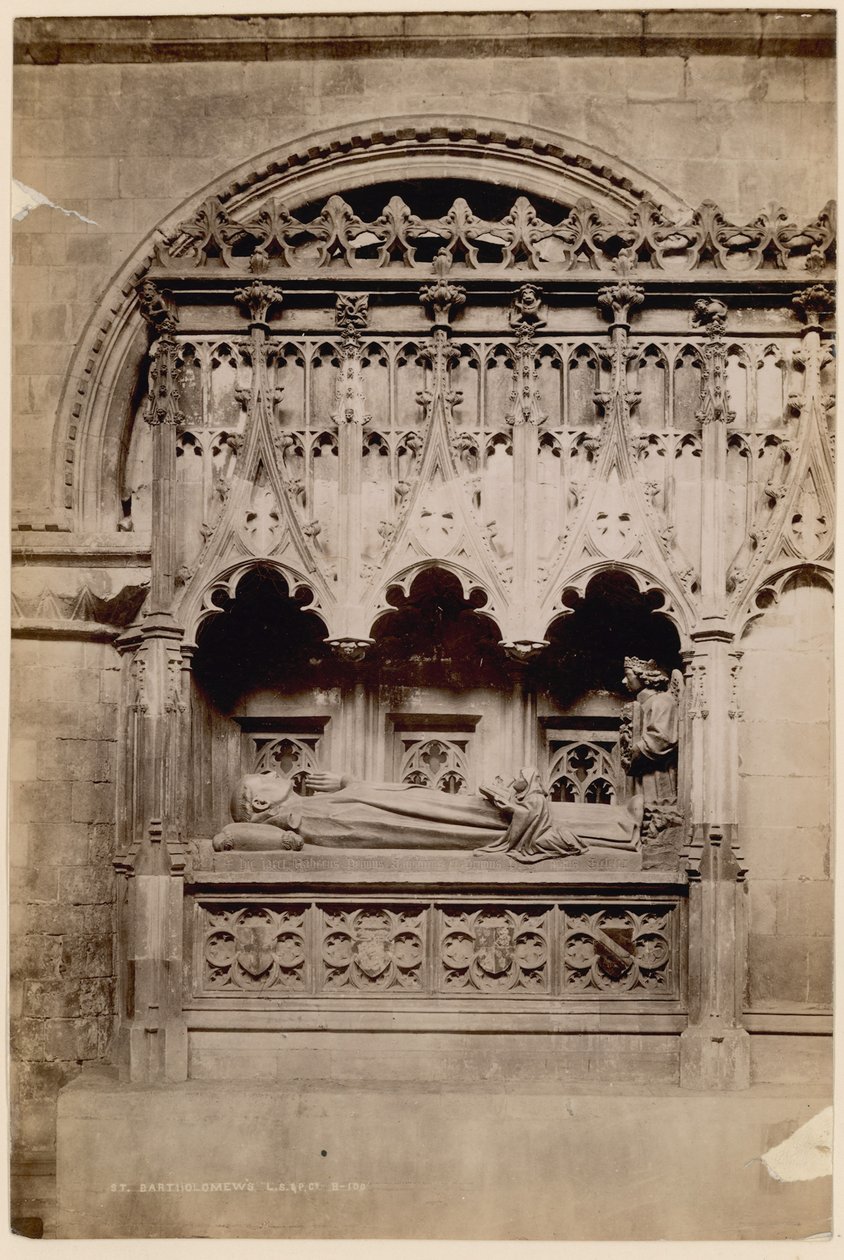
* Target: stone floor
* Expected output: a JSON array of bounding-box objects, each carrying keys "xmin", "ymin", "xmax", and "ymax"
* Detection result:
[{"xmin": 56, "ymin": 1067, "xmax": 832, "ymax": 1240}]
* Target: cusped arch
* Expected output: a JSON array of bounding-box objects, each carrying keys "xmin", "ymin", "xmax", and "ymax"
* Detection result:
[
  {"xmin": 737, "ymin": 561, "xmax": 834, "ymax": 640},
  {"xmin": 48, "ymin": 115, "xmax": 690, "ymax": 532},
  {"xmin": 542, "ymin": 560, "xmax": 693, "ymax": 650},
  {"xmin": 366, "ymin": 558, "xmax": 503, "ymax": 641},
  {"xmin": 183, "ymin": 557, "xmax": 325, "ymax": 648}
]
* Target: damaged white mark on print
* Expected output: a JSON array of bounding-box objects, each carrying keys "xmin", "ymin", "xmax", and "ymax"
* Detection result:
[
  {"xmin": 12, "ymin": 179, "xmax": 97, "ymax": 224},
  {"xmin": 762, "ymin": 1107, "xmax": 833, "ymax": 1182}
]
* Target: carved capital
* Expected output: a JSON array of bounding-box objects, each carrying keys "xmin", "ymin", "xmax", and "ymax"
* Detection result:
[
  {"xmin": 597, "ymin": 281, "xmax": 644, "ymax": 327},
  {"xmin": 500, "ymin": 639, "xmax": 548, "ymax": 664},
  {"xmin": 234, "ymin": 280, "xmax": 283, "ymax": 325},
  {"xmin": 138, "ymin": 280, "xmax": 178, "ymax": 336},
  {"xmin": 419, "ymin": 250, "xmax": 466, "ymax": 327},
  {"xmin": 325, "ymin": 636, "xmax": 374, "ymax": 663},
  {"xmin": 792, "ymin": 284, "xmax": 835, "ymax": 328}
]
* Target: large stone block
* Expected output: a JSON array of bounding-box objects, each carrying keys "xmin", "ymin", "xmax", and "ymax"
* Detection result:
[
  {"xmin": 12, "ymin": 781, "xmax": 73, "ymax": 824},
  {"xmin": 746, "ymin": 934, "xmax": 809, "ymax": 1005},
  {"xmin": 12, "ymin": 156, "xmax": 120, "ymax": 201},
  {"xmin": 14, "ymin": 116, "xmax": 68, "ymax": 158},
  {"xmin": 750, "ymin": 1035, "xmax": 832, "ymax": 1085},
  {"xmin": 11, "ymin": 738, "xmax": 38, "ymax": 782},
  {"xmin": 60, "ymin": 934, "xmax": 114, "ymax": 981},
  {"xmin": 738, "ymin": 720, "xmax": 829, "ymax": 778},
  {"xmin": 12, "ymin": 697, "xmax": 108, "ymax": 742},
  {"xmin": 45, "ymin": 63, "xmax": 124, "ymax": 98},
  {"xmin": 64, "ymin": 234, "xmax": 113, "ymax": 267},
  {"xmin": 44, "ymin": 1019, "xmax": 100, "ymax": 1064},
  {"xmin": 776, "ymin": 882, "xmax": 833, "ymax": 938},
  {"xmin": 13, "ymin": 664, "xmax": 102, "ymax": 709},
  {"xmin": 19, "ymin": 901, "xmax": 87, "ymax": 938},
  {"xmin": 188, "ymin": 1030, "xmax": 680, "ymax": 1089},
  {"xmin": 10, "ymin": 935, "xmax": 64, "ymax": 983},
  {"xmin": 746, "ymin": 881, "xmax": 777, "ymax": 936},
  {"xmin": 87, "ymin": 824, "xmax": 116, "ymax": 865},
  {"xmin": 806, "ymin": 939, "xmax": 833, "ymax": 1006},
  {"xmin": 59, "ymin": 866, "xmax": 114, "ymax": 907},
  {"xmin": 11, "ymin": 1017, "xmax": 47, "ymax": 1063},
  {"xmin": 738, "ymin": 775, "xmax": 830, "ymax": 830},
  {"xmin": 10, "ymin": 864, "xmax": 59, "ymax": 904},
  {"xmin": 805, "ymin": 57, "xmax": 835, "ymax": 102},
  {"xmin": 623, "ymin": 56, "xmax": 686, "ymax": 101},
  {"xmin": 14, "ymin": 230, "xmax": 69, "ymax": 268},
  {"xmin": 56, "ymin": 1072, "xmax": 832, "ymax": 1239},
  {"xmin": 38, "ymin": 738, "xmax": 115, "ymax": 784},
  {"xmin": 70, "ymin": 781, "xmax": 116, "ymax": 825},
  {"xmin": 685, "ymin": 55, "xmax": 805, "ymax": 102},
  {"xmin": 26, "ymin": 823, "xmax": 90, "ymax": 868},
  {"xmin": 15, "ymin": 1100, "xmax": 57, "ymax": 1154},
  {"xmin": 116, "ymin": 155, "xmax": 222, "ymax": 200},
  {"xmin": 741, "ymin": 826, "xmax": 829, "ymax": 881},
  {"xmin": 25, "ymin": 978, "xmax": 114, "ymax": 1021}
]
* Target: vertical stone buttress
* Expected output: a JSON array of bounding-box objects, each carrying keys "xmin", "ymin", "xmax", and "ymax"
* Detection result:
[
  {"xmin": 680, "ymin": 299, "xmax": 749, "ymax": 1090},
  {"xmin": 116, "ymin": 283, "xmax": 189, "ymax": 1083}
]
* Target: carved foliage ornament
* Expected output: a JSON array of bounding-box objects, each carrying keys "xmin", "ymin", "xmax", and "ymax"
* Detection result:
[
  {"xmin": 156, "ymin": 192, "xmax": 836, "ymax": 274},
  {"xmin": 194, "ymin": 901, "xmax": 679, "ymax": 999}
]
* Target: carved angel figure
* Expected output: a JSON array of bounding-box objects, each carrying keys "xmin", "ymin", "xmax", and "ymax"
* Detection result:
[{"xmin": 619, "ymin": 656, "xmax": 682, "ymax": 809}]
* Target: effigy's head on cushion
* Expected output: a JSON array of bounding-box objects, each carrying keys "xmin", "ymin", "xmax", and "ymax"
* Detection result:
[{"xmin": 230, "ymin": 771, "xmax": 295, "ymax": 823}]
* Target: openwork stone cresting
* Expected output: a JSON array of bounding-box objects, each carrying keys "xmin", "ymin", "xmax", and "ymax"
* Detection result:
[{"xmin": 154, "ymin": 192, "xmax": 837, "ymax": 275}]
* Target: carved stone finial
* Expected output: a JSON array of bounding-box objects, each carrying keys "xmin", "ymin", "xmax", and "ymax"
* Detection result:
[
  {"xmin": 691, "ymin": 297, "xmax": 728, "ymax": 337},
  {"xmin": 138, "ymin": 280, "xmax": 178, "ymax": 336},
  {"xmin": 612, "ymin": 246, "xmax": 639, "ymax": 277},
  {"xmin": 792, "ymin": 284, "xmax": 835, "ymax": 327},
  {"xmin": 419, "ymin": 250, "xmax": 466, "ymax": 327},
  {"xmin": 597, "ymin": 281, "xmax": 644, "ymax": 327},
  {"xmin": 234, "ymin": 280, "xmax": 283, "ymax": 325},
  {"xmin": 335, "ymin": 292, "xmax": 369, "ymax": 331}
]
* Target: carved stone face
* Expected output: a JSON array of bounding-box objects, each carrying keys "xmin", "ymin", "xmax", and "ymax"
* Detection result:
[
  {"xmin": 623, "ymin": 667, "xmax": 642, "ymax": 694},
  {"xmin": 240, "ymin": 771, "xmax": 294, "ymax": 820}
]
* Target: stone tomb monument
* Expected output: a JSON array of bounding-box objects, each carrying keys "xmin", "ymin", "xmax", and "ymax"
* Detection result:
[{"xmin": 41, "ymin": 120, "xmax": 834, "ymax": 1237}]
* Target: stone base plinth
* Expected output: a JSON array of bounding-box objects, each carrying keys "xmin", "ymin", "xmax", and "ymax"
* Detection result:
[{"xmin": 58, "ymin": 1067, "xmax": 831, "ymax": 1240}]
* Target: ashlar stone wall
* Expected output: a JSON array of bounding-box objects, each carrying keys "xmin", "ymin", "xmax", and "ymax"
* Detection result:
[{"xmin": 739, "ymin": 578, "xmax": 834, "ymax": 1026}]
